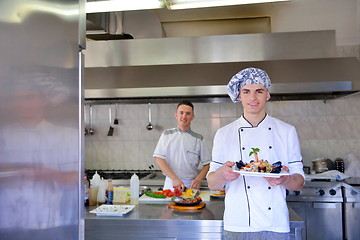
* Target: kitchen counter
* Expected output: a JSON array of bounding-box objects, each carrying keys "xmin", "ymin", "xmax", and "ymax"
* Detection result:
[{"xmin": 85, "ymin": 198, "xmax": 304, "ymax": 240}]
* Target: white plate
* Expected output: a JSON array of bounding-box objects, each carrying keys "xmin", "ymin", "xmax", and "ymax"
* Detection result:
[
  {"xmin": 90, "ymin": 204, "xmax": 135, "ymax": 216},
  {"xmin": 233, "ymin": 170, "xmax": 289, "ymax": 178}
]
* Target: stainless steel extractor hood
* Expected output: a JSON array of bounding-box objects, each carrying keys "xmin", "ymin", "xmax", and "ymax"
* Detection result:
[{"xmin": 84, "ymin": 30, "xmax": 360, "ymax": 100}]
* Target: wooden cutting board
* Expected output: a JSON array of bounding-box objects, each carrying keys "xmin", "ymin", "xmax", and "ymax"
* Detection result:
[{"xmin": 167, "ymin": 202, "xmax": 206, "ymax": 211}]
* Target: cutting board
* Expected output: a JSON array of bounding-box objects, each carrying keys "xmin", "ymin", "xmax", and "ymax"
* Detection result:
[
  {"xmin": 168, "ymin": 202, "xmax": 206, "ymax": 211},
  {"xmin": 139, "ymin": 190, "xmax": 211, "ymax": 203}
]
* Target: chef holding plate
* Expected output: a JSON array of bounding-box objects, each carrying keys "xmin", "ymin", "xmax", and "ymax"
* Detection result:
[{"xmin": 207, "ymin": 68, "xmax": 305, "ymax": 240}]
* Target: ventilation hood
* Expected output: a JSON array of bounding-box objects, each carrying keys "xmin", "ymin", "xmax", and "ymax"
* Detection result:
[{"xmin": 84, "ymin": 30, "xmax": 360, "ymax": 101}]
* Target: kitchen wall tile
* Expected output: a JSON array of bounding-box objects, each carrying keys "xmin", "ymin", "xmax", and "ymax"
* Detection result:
[
  {"xmin": 220, "ymin": 102, "xmax": 237, "ymax": 118},
  {"xmin": 93, "ymin": 104, "xmax": 109, "ymax": 121},
  {"xmin": 307, "ymin": 116, "xmax": 327, "ymax": 139},
  {"xmin": 344, "ymin": 116, "xmax": 360, "ymax": 138},
  {"xmin": 267, "ymin": 101, "xmax": 291, "ymax": 117},
  {"xmin": 121, "ymin": 119, "xmax": 140, "ymax": 141},
  {"xmin": 107, "ymin": 141, "xmax": 123, "ymax": 170},
  {"xmin": 84, "ymin": 140, "xmax": 94, "ymax": 169},
  {"xmin": 302, "ymin": 139, "xmax": 329, "ymax": 163},
  {"xmin": 152, "ymin": 103, "xmax": 170, "ymax": 120},
  {"xmin": 122, "ymin": 141, "xmax": 139, "ymax": 170},
  {"xmin": 325, "ymin": 98, "xmax": 345, "ymax": 116},
  {"xmin": 326, "ymin": 116, "xmax": 346, "ymax": 139},
  {"xmin": 326, "ymin": 139, "xmax": 347, "ymax": 160},
  {"xmin": 91, "ymin": 140, "xmax": 108, "ymax": 170},
  {"xmin": 287, "ymin": 116, "xmax": 309, "ymax": 140},
  {"xmin": 307, "ymin": 100, "xmax": 327, "ymax": 116},
  {"xmin": 138, "ymin": 140, "xmax": 157, "ymax": 170},
  {"xmin": 122, "ymin": 104, "xmax": 139, "ymax": 120},
  {"xmin": 288, "ymin": 101, "xmax": 308, "ymax": 117},
  {"xmin": 344, "ymin": 139, "xmax": 360, "ymax": 156},
  {"xmin": 344, "ymin": 92, "xmax": 360, "ymax": 116}
]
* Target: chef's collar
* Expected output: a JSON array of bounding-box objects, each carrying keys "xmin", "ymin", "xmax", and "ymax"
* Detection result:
[
  {"xmin": 176, "ymin": 127, "xmax": 192, "ymax": 133},
  {"xmin": 240, "ymin": 114, "xmax": 268, "ymax": 127}
]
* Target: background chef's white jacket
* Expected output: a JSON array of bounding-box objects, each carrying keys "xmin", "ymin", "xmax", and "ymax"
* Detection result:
[
  {"xmin": 154, "ymin": 128, "xmax": 211, "ymax": 188},
  {"xmin": 209, "ymin": 115, "xmax": 305, "ymax": 233}
]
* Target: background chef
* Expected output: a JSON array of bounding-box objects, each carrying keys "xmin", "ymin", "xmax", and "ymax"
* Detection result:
[
  {"xmin": 153, "ymin": 100, "xmax": 211, "ymax": 191},
  {"xmin": 207, "ymin": 67, "xmax": 305, "ymax": 240}
]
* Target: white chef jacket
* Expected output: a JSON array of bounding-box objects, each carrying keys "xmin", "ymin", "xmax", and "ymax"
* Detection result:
[
  {"xmin": 209, "ymin": 115, "xmax": 305, "ymax": 233},
  {"xmin": 153, "ymin": 128, "xmax": 211, "ymax": 189}
]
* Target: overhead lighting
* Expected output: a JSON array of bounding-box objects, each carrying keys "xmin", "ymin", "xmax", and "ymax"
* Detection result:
[
  {"xmin": 164, "ymin": 0, "xmax": 290, "ymax": 10},
  {"xmin": 86, "ymin": 0, "xmax": 165, "ymax": 13}
]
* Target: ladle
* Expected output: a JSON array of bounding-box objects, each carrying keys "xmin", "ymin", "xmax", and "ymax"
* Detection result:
[
  {"xmin": 89, "ymin": 105, "xmax": 95, "ymax": 135},
  {"xmin": 146, "ymin": 103, "xmax": 153, "ymax": 131},
  {"xmin": 84, "ymin": 104, "xmax": 89, "ymax": 136}
]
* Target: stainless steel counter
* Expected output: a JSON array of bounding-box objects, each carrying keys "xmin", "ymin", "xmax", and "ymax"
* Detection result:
[{"xmin": 85, "ymin": 198, "xmax": 304, "ymax": 240}]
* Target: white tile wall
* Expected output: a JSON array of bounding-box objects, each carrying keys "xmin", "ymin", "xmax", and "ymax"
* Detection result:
[{"xmin": 85, "ymin": 92, "xmax": 360, "ymax": 170}]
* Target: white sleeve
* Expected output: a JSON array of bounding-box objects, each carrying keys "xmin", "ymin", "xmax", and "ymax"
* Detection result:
[
  {"xmin": 287, "ymin": 126, "xmax": 305, "ymax": 180},
  {"xmin": 199, "ymin": 138, "xmax": 211, "ymax": 166},
  {"xmin": 153, "ymin": 133, "xmax": 166, "ymax": 159},
  {"xmin": 207, "ymin": 129, "xmax": 225, "ymax": 177}
]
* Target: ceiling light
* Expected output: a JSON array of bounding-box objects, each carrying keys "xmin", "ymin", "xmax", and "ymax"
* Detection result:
[
  {"xmin": 86, "ymin": 0, "xmax": 165, "ymax": 13},
  {"xmin": 165, "ymin": 0, "xmax": 290, "ymax": 10}
]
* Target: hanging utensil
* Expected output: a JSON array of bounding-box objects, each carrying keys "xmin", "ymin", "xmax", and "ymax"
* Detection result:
[
  {"xmin": 107, "ymin": 105, "xmax": 114, "ymax": 136},
  {"xmin": 89, "ymin": 105, "xmax": 95, "ymax": 135},
  {"xmin": 114, "ymin": 103, "xmax": 119, "ymax": 125},
  {"xmin": 84, "ymin": 104, "xmax": 89, "ymax": 136},
  {"xmin": 146, "ymin": 103, "xmax": 153, "ymax": 131}
]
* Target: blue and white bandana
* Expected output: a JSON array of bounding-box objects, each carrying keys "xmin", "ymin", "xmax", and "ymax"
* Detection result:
[{"xmin": 227, "ymin": 67, "xmax": 271, "ymax": 103}]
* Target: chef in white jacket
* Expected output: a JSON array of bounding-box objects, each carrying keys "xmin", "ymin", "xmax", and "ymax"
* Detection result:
[{"xmin": 207, "ymin": 67, "xmax": 305, "ymax": 240}]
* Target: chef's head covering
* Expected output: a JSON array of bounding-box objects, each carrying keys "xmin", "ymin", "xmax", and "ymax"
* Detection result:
[
  {"xmin": 9, "ymin": 72, "xmax": 70, "ymax": 106},
  {"xmin": 227, "ymin": 67, "xmax": 271, "ymax": 103}
]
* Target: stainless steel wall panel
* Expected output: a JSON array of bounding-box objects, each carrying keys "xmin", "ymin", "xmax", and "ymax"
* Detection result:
[{"xmin": 0, "ymin": 0, "xmax": 82, "ymax": 239}]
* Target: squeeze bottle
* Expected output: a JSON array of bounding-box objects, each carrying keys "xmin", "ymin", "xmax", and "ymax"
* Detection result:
[{"xmin": 130, "ymin": 174, "xmax": 139, "ymax": 205}]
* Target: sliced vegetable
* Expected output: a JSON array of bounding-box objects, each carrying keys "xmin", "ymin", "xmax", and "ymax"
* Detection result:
[{"xmin": 144, "ymin": 190, "xmax": 166, "ymax": 198}]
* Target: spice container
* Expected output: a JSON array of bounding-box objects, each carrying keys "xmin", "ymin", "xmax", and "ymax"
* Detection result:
[{"xmin": 334, "ymin": 158, "xmax": 345, "ymax": 173}]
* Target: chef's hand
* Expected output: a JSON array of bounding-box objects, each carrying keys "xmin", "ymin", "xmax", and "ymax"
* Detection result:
[
  {"xmin": 264, "ymin": 165, "xmax": 290, "ymax": 186},
  {"xmin": 215, "ymin": 161, "xmax": 240, "ymax": 182},
  {"xmin": 172, "ymin": 178, "xmax": 185, "ymax": 192},
  {"xmin": 190, "ymin": 179, "xmax": 202, "ymax": 189}
]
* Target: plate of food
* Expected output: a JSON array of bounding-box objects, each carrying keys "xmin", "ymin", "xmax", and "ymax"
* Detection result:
[
  {"xmin": 172, "ymin": 197, "xmax": 202, "ymax": 206},
  {"xmin": 90, "ymin": 204, "xmax": 135, "ymax": 216},
  {"xmin": 234, "ymin": 148, "xmax": 289, "ymax": 178},
  {"xmin": 233, "ymin": 170, "xmax": 289, "ymax": 178},
  {"xmin": 210, "ymin": 189, "xmax": 226, "ymax": 198}
]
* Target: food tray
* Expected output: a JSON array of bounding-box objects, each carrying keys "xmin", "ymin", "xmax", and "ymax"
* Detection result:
[
  {"xmin": 233, "ymin": 170, "xmax": 289, "ymax": 178},
  {"xmin": 90, "ymin": 204, "xmax": 135, "ymax": 216}
]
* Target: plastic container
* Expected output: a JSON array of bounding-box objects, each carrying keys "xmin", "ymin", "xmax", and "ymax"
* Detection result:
[
  {"xmin": 113, "ymin": 187, "xmax": 130, "ymax": 204},
  {"xmin": 106, "ymin": 179, "xmax": 113, "ymax": 205},
  {"xmin": 130, "ymin": 174, "xmax": 139, "ymax": 205}
]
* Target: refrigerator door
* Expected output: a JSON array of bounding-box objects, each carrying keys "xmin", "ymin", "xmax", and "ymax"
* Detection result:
[{"xmin": 0, "ymin": 1, "xmax": 84, "ymax": 239}]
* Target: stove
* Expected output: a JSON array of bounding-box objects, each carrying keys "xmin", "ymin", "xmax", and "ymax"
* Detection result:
[
  {"xmin": 287, "ymin": 180, "xmax": 343, "ymax": 202},
  {"xmin": 287, "ymin": 180, "xmax": 344, "ymax": 240}
]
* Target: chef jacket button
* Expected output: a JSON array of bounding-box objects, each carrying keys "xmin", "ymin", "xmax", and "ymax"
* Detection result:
[
  {"xmin": 268, "ymin": 207, "xmax": 271, "ymax": 210},
  {"xmin": 268, "ymin": 186, "xmax": 271, "ymax": 189},
  {"xmin": 268, "ymin": 127, "xmax": 271, "ymax": 130},
  {"xmin": 247, "ymin": 186, "xmax": 250, "ymax": 189},
  {"xmin": 269, "ymin": 146, "xmax": 272, "ymax": 149},
  {"xmin": 241, "ymin": 129, "xmax": 244, "ymax": 131},
  {"xmin": 242, "ymin": 147, "xmax": 245, "ymax": 150}
]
